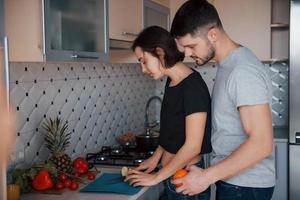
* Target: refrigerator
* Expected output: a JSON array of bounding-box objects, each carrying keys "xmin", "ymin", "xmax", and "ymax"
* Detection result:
[
  {"xmin": 289, "ymin": 0, "xmax": 300, "ymax": 199},
  {"xmin": 0, "ymin": 0, "xmax": 10, "ymax": 199}
]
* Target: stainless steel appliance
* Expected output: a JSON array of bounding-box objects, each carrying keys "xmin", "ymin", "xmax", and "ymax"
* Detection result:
[
  {"xmin": 289, "ymin": 0, "xmax": 300, "ymax": 199},
  {"xmin": 0, "ymin": 0, "xmax": 10, "ymax": 198},
  {"xmin": 86, "ymin": 146, "xmax": 154, "ymax": 167}
]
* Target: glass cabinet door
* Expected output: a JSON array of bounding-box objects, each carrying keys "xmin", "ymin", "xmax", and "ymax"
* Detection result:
[{"xmin": 44, "ymin": 0, "xmax": 108, "ymax": 61}]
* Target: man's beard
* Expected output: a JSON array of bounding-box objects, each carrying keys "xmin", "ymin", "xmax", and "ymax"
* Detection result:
[{"xmin": 195, "ymin": 41, "xmax": 215, "ymax": 66}]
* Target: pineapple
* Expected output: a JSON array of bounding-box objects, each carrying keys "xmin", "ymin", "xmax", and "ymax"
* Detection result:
[{"xmin": 43, "ymin": 117, "xmax": 72, "ymax": 173}]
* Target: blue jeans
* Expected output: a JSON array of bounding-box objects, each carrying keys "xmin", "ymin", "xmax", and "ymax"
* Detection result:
[
  {"xmin": 216, "ymin": 181, "xmax": 274, "ymax": 200},
  {"xmin": 161, "ymin": 159, "xmax": 211, "ymax": 200}
]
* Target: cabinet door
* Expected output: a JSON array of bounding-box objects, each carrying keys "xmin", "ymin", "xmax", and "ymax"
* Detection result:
[
  {"xmin": 151, "ymin": 0, "xmax": 169, "ymax": 7},
  {"xmin": 144, "ymin": 0, "xmax": 170, "ymax": 30},
  {"xmin": 272, "ymin": 141, "xmax": 288, "ymax": 200},
  {"xmin": 5, "ymin": 0, "xmax": 44, "ymax": 62},
  {"xmin": 213, "ymin": 0, "xmax": 271, "ymax": 61},
  {"xmin": 109, "ymin": 0, "xmax": 143, "ymax": 41},
  {"xmin": 45, "ymin": 0, "xmax": 108, "ymax": 61}
]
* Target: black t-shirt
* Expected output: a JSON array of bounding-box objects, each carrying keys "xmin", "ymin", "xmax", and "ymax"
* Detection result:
[{"xmin": 159, "ymin": 70, "xmax": 212, "ymax": 154}]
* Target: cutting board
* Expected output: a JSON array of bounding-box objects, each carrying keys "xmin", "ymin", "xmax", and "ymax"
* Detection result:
[{"xmin": 80, "ymin": 173, "xmax": 143, "ymax": 195}]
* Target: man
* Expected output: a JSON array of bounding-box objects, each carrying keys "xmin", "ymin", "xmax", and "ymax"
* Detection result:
[{"xmin": 170, "ymin": 0, "xmax": 275, "ymax": 199}]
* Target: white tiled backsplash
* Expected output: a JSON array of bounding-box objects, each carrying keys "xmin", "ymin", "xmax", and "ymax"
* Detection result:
[{"xmin": 9, "ymin": 61, "xmax": 288, "ymax": 167}]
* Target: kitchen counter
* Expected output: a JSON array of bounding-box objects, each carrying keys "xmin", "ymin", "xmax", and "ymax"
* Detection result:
[
  {"xmin": 273, "ymin": 126, "xmax": 288, "ymax": 142},
  {"xmin": 21, "ymin": 167, "xmax": 164, "ymax": 200}
]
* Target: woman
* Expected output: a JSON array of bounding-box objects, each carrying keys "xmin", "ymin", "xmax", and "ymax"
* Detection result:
[{"xmin": 125, "ymin": 26, "xmax": 212, "ymax": 200}]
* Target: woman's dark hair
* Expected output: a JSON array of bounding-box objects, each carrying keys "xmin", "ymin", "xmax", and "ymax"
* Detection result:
[
  {"xmin": 170, "ymin": 0, "xmax": 223, "ymax": 38},
  {"xmin": 131, "ymin": 26, "xmax": 184, "ymax": 68}
]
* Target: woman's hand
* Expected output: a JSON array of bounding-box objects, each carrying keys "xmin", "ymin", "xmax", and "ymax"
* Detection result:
[
  {"xmin": 125, "ymin": 169, "xmax": 159, "ymax": 187},
  {"xmin": 134, "ymin": 155, "xmax": 159, "ymax": 173}
]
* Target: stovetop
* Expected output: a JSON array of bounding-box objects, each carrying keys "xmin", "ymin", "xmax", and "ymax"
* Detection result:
[{"xmin": 86, "ymin": 146, "xmax": 154, "ymax": 167}]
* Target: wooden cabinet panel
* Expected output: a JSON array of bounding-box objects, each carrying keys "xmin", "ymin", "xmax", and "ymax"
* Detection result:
[
  {"xmin": 109, "ymin": 0, "xmax": 143, "ymax": 41},
  {"xmin": 151, "ymin": 0, "xmax": 169, "ymax": 7},
  {"xmin": 5, "ymin": 0, "xmax": 44, "ymax": 62}
]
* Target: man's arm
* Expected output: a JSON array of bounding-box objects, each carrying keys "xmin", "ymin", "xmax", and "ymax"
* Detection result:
[{"xmin": 175, "ymin": 103, "xmax": 273, "ymax": 195}]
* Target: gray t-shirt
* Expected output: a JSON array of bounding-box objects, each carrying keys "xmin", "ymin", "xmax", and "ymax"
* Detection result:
[{"xmin": 211, "ymin": 46, "xmax": 275, "ymax": 188}]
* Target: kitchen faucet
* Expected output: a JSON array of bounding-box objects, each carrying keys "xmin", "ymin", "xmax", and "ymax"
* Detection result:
[{"xmin": 144, "ymin": 96, "xmax": 162, "ymax": 133}]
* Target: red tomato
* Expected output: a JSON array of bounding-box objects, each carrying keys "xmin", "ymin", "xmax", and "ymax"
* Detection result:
[
  {"xmin": 63, "ymin": 179, "xmax": 71, "ymax": 188},
  {"xmin": 59, "ymin": 174, "xmax": 67, "ymax": 181},
  {"xmin": 32, "ymin": 170, "xmax": 53, "ymax": 191},
  {"xmin": 69, "ymin": 181, "xmax": 79, "ymax": 190},
  {"xmin": 72, "ymin": 157, "xmax": 89, "ymax": 175},
  {"xmin": 87, "ymin": 173, "xmax": 96, "ymax": 180},
  {"xmin": 55, "ymin": 181, "xmax": 64, "ymax": 190}
]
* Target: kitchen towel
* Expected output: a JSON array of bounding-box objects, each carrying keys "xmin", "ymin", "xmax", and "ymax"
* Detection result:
[{"xmin": 80, "ymin": 173, "xmax": 143, "ymax": 195}]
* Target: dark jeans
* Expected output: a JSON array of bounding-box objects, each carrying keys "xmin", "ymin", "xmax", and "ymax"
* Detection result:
[
  {"xmin": 216, "ymin": 181, "xmax": 274, "ymax": 200},
  {"xmin": 160, "ymin": 159, "xmax": 210, "ymax": 200}
]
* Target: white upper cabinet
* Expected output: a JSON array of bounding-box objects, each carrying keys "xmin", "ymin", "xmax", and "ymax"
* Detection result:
[
  {"xmin": 214, "ymin": 0, "xmax": 271, "ymax": 61},
  {"xmin": 109, "ymin": 0, "xmax": 143, "ymax": 42}
]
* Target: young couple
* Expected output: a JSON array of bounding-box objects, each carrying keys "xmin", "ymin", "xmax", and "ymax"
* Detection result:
[{"xmin": 125, "ymin": 1, "xmax": 275, "ymax": 200}]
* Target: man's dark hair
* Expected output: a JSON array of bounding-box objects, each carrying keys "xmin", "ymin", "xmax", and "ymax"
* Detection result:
[
  {"xmin": 170, "ymin": 0, "xmax": 223, "ymax": 38},
  {"xmin": 131, "ymin": 26, "xmax": 184, "ymax": 68}
]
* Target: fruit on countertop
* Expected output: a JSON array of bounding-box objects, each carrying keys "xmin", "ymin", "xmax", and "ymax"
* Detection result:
[
  {"xmin": 55, "ymin": 181, "xmax": 64, "ymax": 190},
  {"xmin": 58, "ymin": 173, "xmax": 67, "ymax": 181},
  {"xmin": 43, "ymin": 117, "xmax": 72, "ymax": 173},
  {"xmin": 69, "ymin": 181, "xmax": 79, "ymax": 190},
  {"xmin": 72, "ymin": 157, "xmax": 89, "ymax": 175},
  {"xmin": 62, "ymin": 179, "xmax": 72, "ymax": 188},
  {"xmin": 172, "ymin": 169, "xmax": 188, "ymax": 187},
  {"xmin": 121, "ymin": 166, "xmax": 129, "ymax": 177},
  {"xmin": 32, "ymin": 170, "xmax": 54, "ymax": 191},
  {"xmin": 12, "ymin": 162, "xmax": 58, "ymax": 193},
  {"xmin": 87, "ymin": 173, "xmax": 96, "ymax": 180},
  {"xmin": 121, "ymin": 166, "xmax": 133, "ymax": 184},
  {"xmin": 11, "ymin": 162, "xmax": 100, "ymax": 194}
]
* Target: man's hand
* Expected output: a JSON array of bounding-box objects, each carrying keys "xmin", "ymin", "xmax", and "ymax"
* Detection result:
[{"xmin": 172, "ymin": 165, "xmax": 213, "ymax": 196}]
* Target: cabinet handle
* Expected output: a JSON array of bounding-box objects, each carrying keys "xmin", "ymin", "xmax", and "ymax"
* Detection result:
[
  {"xmin": 122, "ymin": 32, "xmax": 138, "ymax": 37},
  {"xmin": 71, "ymin": 54, "xmax": 99, "ymax": 59},
  {"xmin": 262, "ymin": 58, "xmax": 289, "ymax": 64},
  {"xmin": 275, "ymin": 145, "xmax": 278, "ymax": 180}
]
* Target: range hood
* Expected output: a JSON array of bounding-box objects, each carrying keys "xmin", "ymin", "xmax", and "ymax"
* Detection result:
[{"xmin": 109, "ymin": 39, "xmax": 132, "ymax": 50}]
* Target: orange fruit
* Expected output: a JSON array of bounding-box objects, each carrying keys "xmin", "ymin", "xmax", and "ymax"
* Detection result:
[{"xmin": 172, "ymin": 169, "xmax": 188, "ymax": 187}]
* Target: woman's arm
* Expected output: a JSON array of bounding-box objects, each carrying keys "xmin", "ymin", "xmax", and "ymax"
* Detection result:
[
  {"xmin": 126, "ymin": 113, "xmax": 207, "ymax": 187},
  {"xmin": 135, "ymin": 145, "xmax": 164, "ymax": 173},
  {"xmin": 153, "ymin": 112, "xmax": 207, "ymax": 182}
]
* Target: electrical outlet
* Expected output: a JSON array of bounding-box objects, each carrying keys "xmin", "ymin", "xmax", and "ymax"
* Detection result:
[
  {"xmin": 17, "ymin": 150, "xmax": 25, "ymax": 161},
  {"xmin": 11, "ymin": 149, "xmax": 25, "ymax": 164}
]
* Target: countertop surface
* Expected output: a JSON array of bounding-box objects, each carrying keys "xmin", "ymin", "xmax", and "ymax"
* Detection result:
[
  {"xmin": 273, "ymin": 126, "xmax": 288, "ymax": 142},
  {"xmin": 21, "ymin": 167, "xmax": 163, "ymax": 200},
  {"xmin": 20, "ymin": 126, "xmax": 288, "ymax": 200}
]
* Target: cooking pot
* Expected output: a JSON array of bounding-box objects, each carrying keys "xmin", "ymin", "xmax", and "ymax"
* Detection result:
[{"xmin": 135, "ymin": 130, "xmax": 159, "ymax": 151}]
